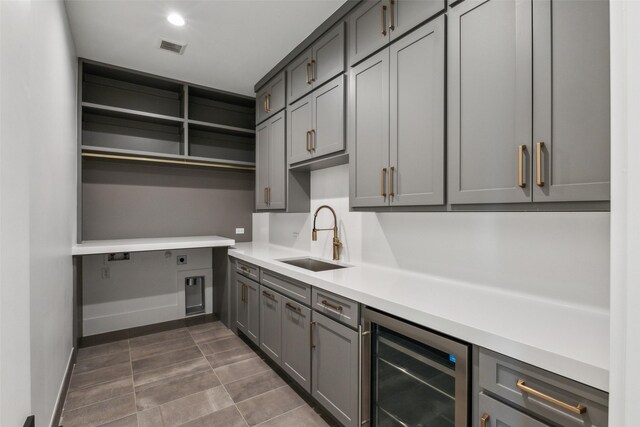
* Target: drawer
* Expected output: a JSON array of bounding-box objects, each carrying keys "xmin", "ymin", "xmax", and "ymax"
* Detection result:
[
  {"xmin": 311, "ymin": 288, "xmax": 359, "ymax": 329},
  {"xmin": 478, "ymin": 392, "xmax": 550, "ymax": 427},
  {"xmin": 478, "ymin": 348, "xmax": 608, "ymax": 427},
  {"xmin": 261, "ymin": 270, "xmax": 312, "ymax": 306},
  {"xmin": 236, "ymin": 259, "xmax": 259, "ymax": 282}
]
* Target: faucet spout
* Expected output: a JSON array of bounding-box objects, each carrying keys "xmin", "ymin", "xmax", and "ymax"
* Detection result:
[{"xmin": 311, "ymin": 205, "xmax": 342, "ymax": 261}]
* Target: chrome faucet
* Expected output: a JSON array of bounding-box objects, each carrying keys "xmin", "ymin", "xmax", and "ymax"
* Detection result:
[{"xmin": 311, "ymin": 205, "xmax": 342, "ymax": 261}]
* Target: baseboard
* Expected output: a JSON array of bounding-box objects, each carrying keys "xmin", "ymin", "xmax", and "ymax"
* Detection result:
[{"xmin": 50, "ymin": 347, "xmax": 75, "ymax": 427}]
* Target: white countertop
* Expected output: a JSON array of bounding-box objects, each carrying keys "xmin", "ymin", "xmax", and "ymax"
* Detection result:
[
  {"xmin": 229, "ymin": 242, "xmax": 609, "ymax": 392},
  {"xmin": 72, "ymin": 235, "xmax": 235, "ymax": 255}
]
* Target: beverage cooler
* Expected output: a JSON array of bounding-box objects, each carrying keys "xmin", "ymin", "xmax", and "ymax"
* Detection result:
[{"xmin": 361, "ymin": 307, "xmax": 470, "ymax": 427}]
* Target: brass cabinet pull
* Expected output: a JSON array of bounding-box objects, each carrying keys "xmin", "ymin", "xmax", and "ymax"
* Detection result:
[
  {"xmin": 388, "ymin": 166, "xmax": 395, "ymax": 199},
  {"xmin": 262, "ymin": 290, "xmax": 276, "ymax": 300},
  {"xmin": 285, "ymin": 302, "xmax": 301, "ymax": 313},
  {"xmin": 389, "ymin": 0, "xmax": 395, "ymax": 31},
  {"xmin": 381, "ymin": 5, "xmax": 387, "ymax": 35},
  {"xmin": 263, "ymin": 96, "xmax": 268, "ymax": 113},
  {"xmin": 310, "ymin": 321, "xmax": 317, "ymax": 348},
  {"xmin": 321, "ymin": 299, "xmax": 343, "ymax": 312},
  {"xmin": 266, "ymin": 94, "xmax": 271, "ymax": 112},
  {"xmin": 306, "ymin": 130, "xmax": 311, "ymax": 152},
  {"xmin": 480, "ymin": 414, "xmax": 489, "ymax": 427},
  {"xmin": 310, "ymin": 129, "xmax": 316, "ymax": 152},
  {"xmin": 516, "ymin": 379, "xmax": 587, "ymax": 415},
  {"xmin": 518, "ymin": 145, "xmax": 527, "ymax": 188},
  {"xmin": 267, "ymin": 187, "xmax": 271, "ymax": 206},
  {"xmin": 244, "ymin": 284, "xmax": 247, "ymax": 302},
  {"xmin": 240, "ymin": 265, "xmax": 249, "ymax": 272},
  {"xmin": 306, "ymin": 62, "xmax": 311, "ymax": 84},
  {"xmin": 381, "ymin": 168, "xmax": 387, "ymax": 198},
  {"xmin": 311, "ymin": 59, "xmax": 316, "ymax": 82},
  {"xmin": 264, "ymin": 187, "xmax": 268, "ymax": 205},
  {"xmin": 536, "ymin": 142, "xmax": 545, "ymax": 187}
]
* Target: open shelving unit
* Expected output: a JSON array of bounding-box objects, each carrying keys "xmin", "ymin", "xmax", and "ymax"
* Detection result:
[{"xmin": 79, "ymin": 59, "xmax": 256, "ymax": 170}]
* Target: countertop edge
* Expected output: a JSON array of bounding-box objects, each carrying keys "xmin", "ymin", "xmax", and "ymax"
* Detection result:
[{"xmin": 73, "ymin": 236, "xmax": 235, "ymax": 255}]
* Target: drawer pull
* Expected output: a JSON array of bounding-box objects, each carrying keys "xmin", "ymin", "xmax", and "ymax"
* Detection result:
[
  {"xmin": 240, "ymin": 265, "xmax": 249, "ymax": 272},
  {"xmin": 321, "ymin": 299, "xmax": 343, "ymax": 312},
  {"xmin": 285, "ymin": 302, "xmax": 301, "ymax": 313},
  {"xmin": 536, "ymin": 142, "xmax": 545, "ymax": 187},
  {"xmin": 516, "ymin": 379, "xmax": 587, "ymax": 415},
  {"xmin": 262, "ymin": 290, "xmax": 276, "ymax": 300},
  {"xmin": 480, "ymin": 414, "xmax": 489, "ymax": 427}
]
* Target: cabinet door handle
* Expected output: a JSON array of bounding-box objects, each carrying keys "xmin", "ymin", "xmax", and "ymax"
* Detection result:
[
  {"xmin": 285, "ymin": 302, "xmax": 301, "ymax": 313},
  {"xmin": 263, "ymin": 96, "xmax": 268, "ymax": 113},
  {"xmin": 306, "ymin": 130, "xmax": 311, "ymax": 152},
  {"xmin": 381, "ymin": 5, "xmax": 387, "ymax": 35},
  {"xmin": 536, "ymin": 142, "xmax": 545, "ymax": 187},
  {"xmin": 518, "ymin": 144, "xmax": 527, "ymax": 188},
  {"xmin": 381, "ymin": 168, "xmax": 387, "ymax": 198},
  {"xmin": 266, "ymin": 94, "xmax": 271, "ymax": 112},
  {"xmin": 262, "ymin": 290, "xmax": 276, "ymax": 300},
  {"xmin": 388, "ymin": 166, "xmax": 395, "ymax": 200},
  {"xmin": 388, "ymin": 0, "xmax": 395, "ymax": 31},
  {"xmin": 264, "ymin": 187, "xmax": 268, "ymax": 205},
  {"xmin": 267, "ymin": 187, "xmax": 271, "ymax": 206},
  {"xmin": 306, "ymin": 62, "xmax": 311, "ymax": 84},
  {"xmin": 310, "ymin": 129, "xmax": 316, "ymax": 152},
  {"xmin": 310, "ymin": 321, "xmax": 317, "ymax": 348},
  {"xmin": 311, "ymin": 59, "xmax": 316, "ymax": 82},
  {"xmin": 480, "ymin": 414, "xmax": 489, "ymax": 427},
  {"xmin": 321, "ymin": 299, "xmax": 343, "ymax": 312},
  {"xmin": 516, "ymin": 379, "xmax": 587, "ymax": 415}
]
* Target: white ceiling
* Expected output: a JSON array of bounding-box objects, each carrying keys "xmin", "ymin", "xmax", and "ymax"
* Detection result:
[{"xmin": 64, "ymin": 0, "xmax": 347, "ymax": 96}]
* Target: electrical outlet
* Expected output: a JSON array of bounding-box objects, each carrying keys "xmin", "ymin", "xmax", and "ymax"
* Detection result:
[
  {"xmin": 177, "ymin": 255, "xmax": 187, "ymax": 265},
  {"xmin": 235, "ymin": 228, "xmax": 245, "ymax": 235}
]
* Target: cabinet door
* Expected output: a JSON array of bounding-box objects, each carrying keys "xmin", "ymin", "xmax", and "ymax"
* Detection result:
[
  {"xmin": 256, "ymin": 86, "xmax": 269, "ymax": 125},
  {"xmin": 311, "ymin": 312, "xmax": 359, "ymax": 427},
  {"xmin": 312, "ymin": 22, "xmax": 345, "ymax": 89},
  {"xmin": 245, "ymin": 279, "xmax": 260, "ymax": 346},
  {"xmin": 235, "ymin": 274, "xmax": 249, "ymax": 334},
  {"xmin": 478, "ymin": 393, "xmax": 550, "ymax": 427},
  {"xmin": 532, "ymin": 0, "xmax": 610, "ymax": 202},
  {"xmin": 288, "ymin": 95, "xmax": 313, "ymax": 165},
  {"xmin": 268, "ymin": 112, "xmax": 286, "ymax": 210},
  {"xmin": 255, "ymin": 121, "xmax": 270, "ymax": 210},
  {"xmin": 268, "ymin": 71, "xmax": 286, "ymax": 115},
  {"xmin": 311, "ymin": 75, "xmax": 345, "ymax": 159},
  {"xmin": 259, "ymin": 286, "xmax": 282, "ymax": 365},
  {"xmin": 448, "ymin": 0, "xmax": 532, "ymax": 204},
  {"xmin": 287, "ymin": 49, "xmax": 313, "ymax": 104},
  {"xmin": 349, "ymin": 49, "xmax": 390, "ymax": 208},
  {"xmin": 349, "ymin": 0, "xmax": 389, "ymax": 66},
  {"xmin": 281, "ymin": 296, "xmax": 311, "ymax": 393},
  {"xmin": 390, "ymin": 0, "xmax": 446, "ymax": 41},
  {"xmin": 389, "ymin": 15, "xmax": 445, "ymax": 206}
]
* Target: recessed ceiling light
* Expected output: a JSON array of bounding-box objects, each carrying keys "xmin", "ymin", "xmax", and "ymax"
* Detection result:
[{"xmin": 167, "ymin": 13, "xmax": 185, "ymax": 27}]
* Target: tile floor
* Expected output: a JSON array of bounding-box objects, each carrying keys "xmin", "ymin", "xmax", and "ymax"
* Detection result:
[{"xmin": 61, "ymin": 321, "xmax": 334, "ymax": 427}]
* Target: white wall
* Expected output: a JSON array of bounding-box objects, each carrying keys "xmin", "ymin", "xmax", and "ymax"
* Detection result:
[
  {"xmin": 256, "ymin": 164, "xmax": 610, "ymax": 310},
  {"xmin": 0, "ymin": 0, "xmax": 77, "ymax": 426}
]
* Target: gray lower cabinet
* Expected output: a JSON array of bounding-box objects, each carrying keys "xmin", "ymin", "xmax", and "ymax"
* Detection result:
[
  {"xmin": 478, "ymin": 393, "xmax": 550, "ymax": 427},
  {"xmin": 235, "ymin": 273, "xmax": 259, "ymax": 346},
  {"xmin": 281, "ymin": 296, "xmax": 312, "ymax": 393},
  {"xmin": 259, "ymin": 285, "xmax": 282, "ymax": 364},
  {"xmin": 288, "ymin": 75, "xmax": 345, "ymax": 165},
  {"xmin": 311, "ymin": 311, "xmax": 359, "ymax": 427},
  {"xmin": 255, "ymin": 111, "xmax": 286, "ymax": 210},
  {"xmin": 350, "ymin": 16, "xmax": 445, "ymax": 208},
  {"xmin": 256, "ymin": 71, "xmax": 286, "ymax": 125}
]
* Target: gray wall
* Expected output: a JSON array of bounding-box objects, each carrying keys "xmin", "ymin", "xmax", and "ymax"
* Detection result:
[{"xmin": 82, "ymin": 160, "xmax": 254, "ymax": 241}]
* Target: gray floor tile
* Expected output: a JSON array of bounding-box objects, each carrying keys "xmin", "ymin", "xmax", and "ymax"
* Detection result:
[
  {"xmin": 69, "ymin": 362, "xmax": 132, "ymax": 391},
  {"xmin": 157, "ymin": 385, "xmax": 234, "ymax": 426},
  {"xmin": 236, "ymin": 386, "xmax": 305, "ymax": 426},
  {"xmin": 225, "ymin": 370, "xmax": 286, "ymax": 403},
  {"xmin": 135, "ymin": 369, "xmax": 221, "ymax": 411},
  {"xmin": 77, "ymin": 340, "xmax": 129, "ymax": 362},
  {"xmin": 214, "ymin": 357, "xmax": 270, "ymax": 384},
  {"xmin": 61, "ymin": 393, "xmax": 136, "ymax": 427},
  {"xmin": 131, "ymin": 335, "xmax": 196, "ymax": 361},
  {"xmin": 187, "ymin": 321, "xmax": 227, "ymax": 334},
  {"xmin": 179, "ymin": 405, "xmax": 248, "ymax": 427},
  {"xmin": 129, "ymin": 328, "xmax": 190, "ymax": 349},
  {"xmin": 64, "ymin": 376, "xmax": 134, "ymax": 412},
  {"xmin": 137, "ymin": 407, "xmax": 163, "ymax": 427},
  {"xmin": 190, "ymin": 327, "xmax": 234, "ymax": 344},
  {"xmin": 74, "ymin": 350, "xmax": 131, "ymax": 375},
  {"xmin": 98, "ymin": 413, "xmax": 138, "ymax": 427},
  {"xmin": 205, "ymin": 344, "xmax": 255, "ymax": 369},
  {"xmin": 199, "ymin": 336, "xmax": 246, "ymax": 355},
  {"xmin": 133, "ymin": 357, "xmax": 211, "ymax": 388},
  {"xmin": 132, "ymin": 346, "xmax": 202, "ymax": 374},
  {"xmin": 256, "ymin": 405, "xmax": 330, "ymax": 427}
]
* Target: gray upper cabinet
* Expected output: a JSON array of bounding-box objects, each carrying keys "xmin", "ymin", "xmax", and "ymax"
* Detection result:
[
  {"xmin": 390, "ymin": 0, "xmax": 446, "ymax": 41},
  {"xmin": 311, "ymin": 311, "xmax": 359, "ymax": 427},
  {"xmin": 351, "ymin": 16, "xmax": 445, "ymax": 208},
  {"xmin": 288, "ymin": 23, "xmax": 345, "ymax": 104},
  {"xmin": 256, "ymin": 71, "xmax": 286, "ymax": 125},
  {"xmin": 259, "ymin": 285, "xmax": 282, "ymax": 365},
  {"xmin": 389, "ymin": 16, "xmax": 445, "ymax": 206},
  {"xmin": 448, "ymin": 0, "xmax": 533, "ymax": 204},
  {"xmin": 235, "ymin": 274, "xmax": 259, "ymax": 346},
  {"xmin": 350, "ymin": 50, "xmax": 390, "ymax": 208},
  {"xmin": 288, "ymin": 75, "xmax": 345, "ymax": 166},
  {"xmin": 256, "ymin": 111, "xmax": 286, "ymax": 210},
  {"xmin": 532, "ymin": 0, "xmax": 610, "ymax": 202},
  {"xmin": 281, "ymin": 296, "xmax": 312, "ymax": 393}
]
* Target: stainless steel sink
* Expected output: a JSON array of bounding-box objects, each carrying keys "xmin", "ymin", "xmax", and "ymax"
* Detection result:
[{"xmin": 278, "ymin": 257, "xmax": 348, "ymax": 272}]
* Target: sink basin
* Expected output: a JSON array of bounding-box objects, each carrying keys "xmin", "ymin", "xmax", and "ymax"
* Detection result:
[{"xmin": 279, "ymin": 257, "xmax": 348, "ymax": 272}]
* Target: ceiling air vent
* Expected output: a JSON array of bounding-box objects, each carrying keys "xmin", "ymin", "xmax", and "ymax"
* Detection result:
[{"xmin": 159, "ymin": 39, "xmax": 186, "ymax": 54}]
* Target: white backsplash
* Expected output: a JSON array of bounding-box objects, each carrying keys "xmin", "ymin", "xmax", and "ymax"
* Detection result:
[{"xmin": 253, "ymin": 164, "xmax": 610, "ymax": 310}]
